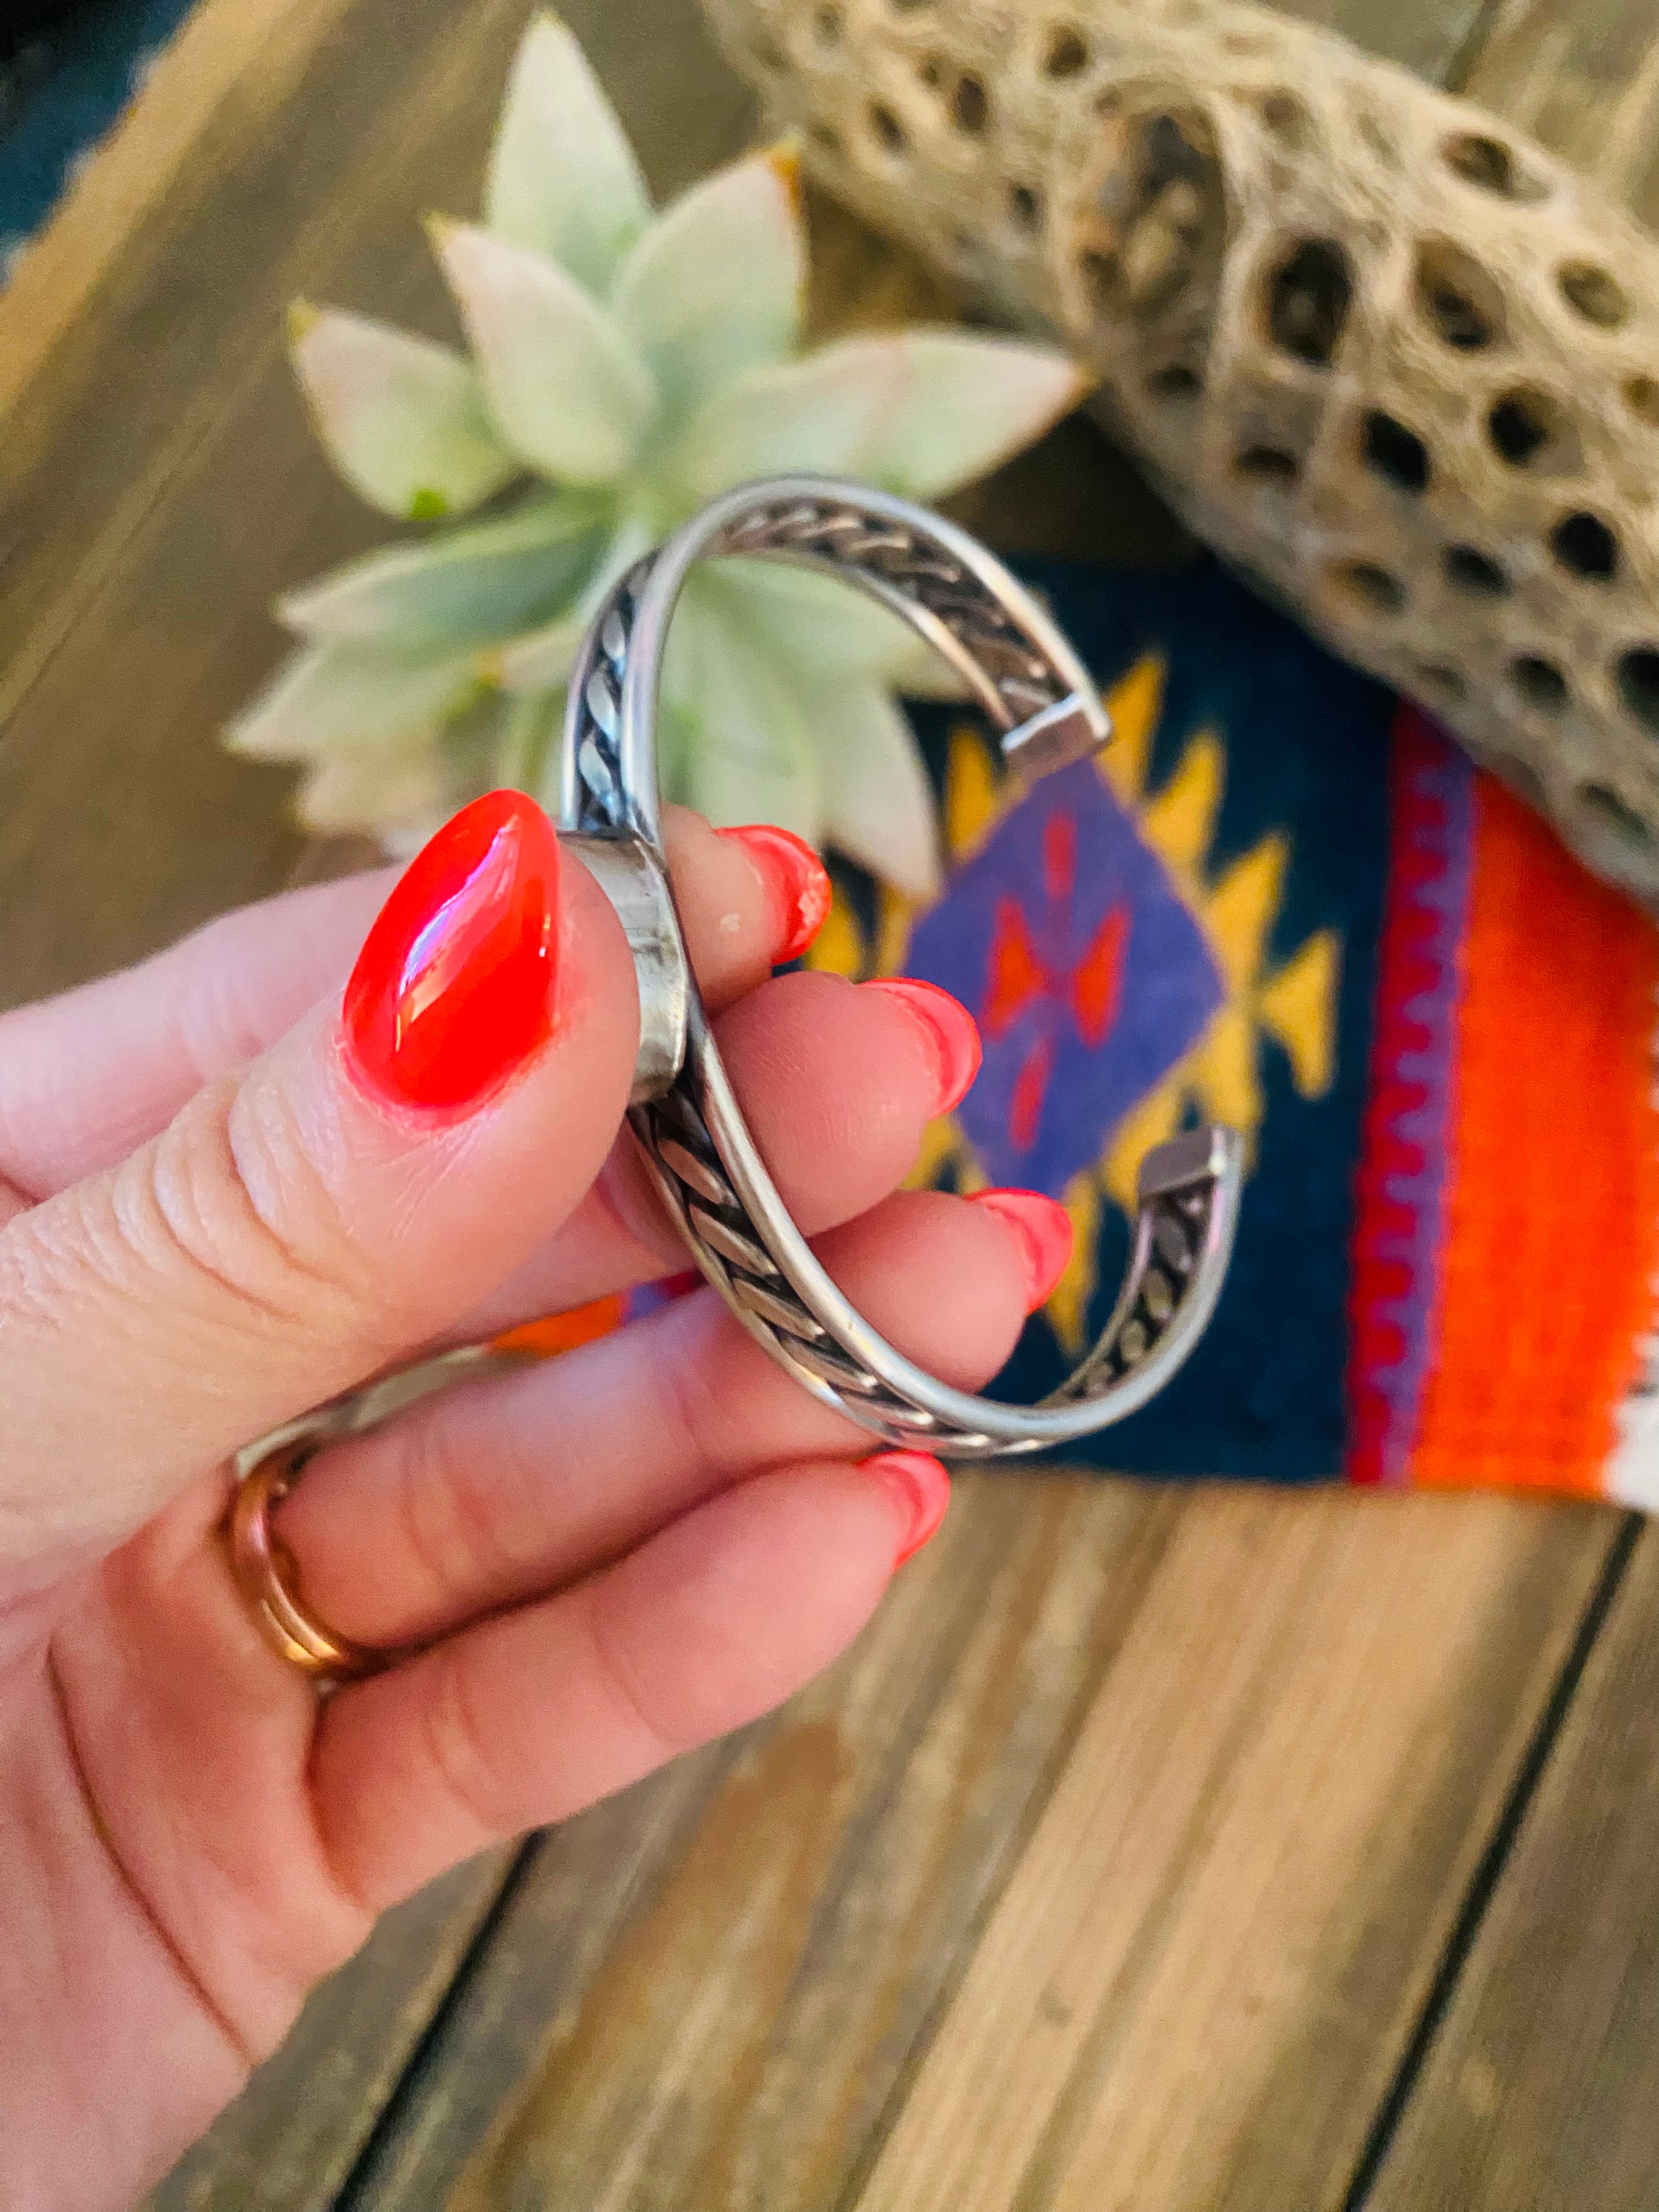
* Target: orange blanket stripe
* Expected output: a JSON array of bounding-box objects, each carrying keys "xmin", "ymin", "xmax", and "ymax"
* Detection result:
[{"xmin": 1409, "ymin": 780, "xmax": 1659, "ymax": 1494}]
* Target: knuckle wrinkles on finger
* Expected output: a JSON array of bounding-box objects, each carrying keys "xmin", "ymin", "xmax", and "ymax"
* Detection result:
[
  {"xmin": 654, "ymin": 1334, "xmax": 742, "ymax": 1478},
  {"xmin": 390, "ymin": 1410, "xmax": 523, "ymax": 1622},
  {"xmin": 130, "ymin": 1077, "xmax": 377, "ymax": 1346},
  {"xmin": 172, "ymin": 953, "xmax": 272, "ymax": 1091},
  {"xmin": 582, "ymin": 1587, "xmax": 684, "ymax": 1765},
  {"xmin": 420, "ymin": 1641, "xmax": 512, "ymax": 1846}
]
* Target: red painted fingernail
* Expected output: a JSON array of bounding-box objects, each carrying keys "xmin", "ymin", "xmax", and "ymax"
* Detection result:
[
  {"xmin": 864, "ymin": 1450, "xmax": 951, "ymax": 1567},
  {"xmin": 718, "ymin": 824, "xmax": 832, "ymax": 963},
  {"xmin": 863, "ymin": 978, "xmax": 982, "ymax": 1112},
  {"xmin": 341, "ymin": 789, "xmax": 563, "ymax": 1118},
  {"xmin": 967, "ymin": 1188, "xmax": 1075, "ymax": 1313}
]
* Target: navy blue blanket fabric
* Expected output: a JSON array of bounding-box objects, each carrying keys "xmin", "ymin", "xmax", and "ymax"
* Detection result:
[{"xmin": 0, "ymin": 0, "xmax": 196, "ymax": 275}]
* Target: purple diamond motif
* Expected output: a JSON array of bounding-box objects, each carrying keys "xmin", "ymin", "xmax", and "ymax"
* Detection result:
[{"xmin": 906, "ymin": 757, "xmax": 1225, "ymax": 1197}]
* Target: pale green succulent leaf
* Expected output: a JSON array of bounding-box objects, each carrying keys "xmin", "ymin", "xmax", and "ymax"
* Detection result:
[
  {"xmin": 718, "ymin": 556, "xmax": 970, "ymax": 700},
  {"xmin": 287, "ymin": 305, "xmax": 518, "ymax": 521},
  {"xmin": 433, "ymin": 221, "xmax": 658, "ymax": 484},
  {"xmin": 663, "ymin": 578, "xmax": 821, "ymax": 841},
  {"xmin": 277, "ymin": 497, "xmax": 607, "ymax": 649},
  {"xmin": 296, "ymin": 741, "xmax": 452, "ymax": 843},
  {"xmin": 484, "ymin": 12, "xmax": 652, "ymax": 294},
  {"xmin": 495, "ymin": 509, "xmax": 656, "ymax": 693},
  {"xmin": 611, "ymin": 146, "xmax": 805, "ymax": 430},
  {"xmin": 225, "ymin": 641, "xmax": 479, "ymax": 761},
  {"xmin": 495, "ymin": 687, "xmax": 567, "ymax": 800},
  {"xmin": 859, "ymin": 330, "xmax": 1092, "ymax": 500},
  {"xmin": 814, "ymin": 680, "xmax": 942, "ymax": 901},
  {"xmin": 672, "ymin": 336, "xmax": 908, "ymax": 501},
  {"xmin": 494, "ymin": 608, "xmax": 586, "ymax": 698}
]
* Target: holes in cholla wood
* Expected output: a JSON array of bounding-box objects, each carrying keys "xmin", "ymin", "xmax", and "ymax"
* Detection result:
[
  {"xmin": 1266, "ymin": 240, "xmax": 1354, "ymax": 366},
  {"xmin": 1551, "ymin": 511, "xmax": 1620, "ymax": 583},
  {"xmin": 1415, "ymin": 241, "xmax": 1506, "ymax": 351},
  {"xmin": 1042, "ymin": 23, "xmax": 1090, "ymax": 77},
  {"xmin": 1559, "ymin": 261, "xmax": 1630, "ymax": 330},
  {"xmin": 1625, "ymin": 374, "xmax": 1659, "ymax": 428},
  {"xmin": 809, "ymin": 120, "xmax": 844, "ymax": 159},
  {"xmin": 1362, "ymin": 411, "xmax": 1430, "ymax": 494},
  {"xmin": 1076, "ymin": 108, "xmax": 1224, "ymax": 326},
  {"xmin": 1616, "ymin": 649, "xmax": 1659, "ymax": 736},
  {"xmin": 1444, "ymin": 544, "xmax": 1509, "ymax": 596},
  {"xmin": 1331, "ymin": 560, "xmax": 1407, "ymax": 614},
  {"xmin": 749, "ymin": 30, "xmax": 786, "ymax": 70},
  {"xmin": 1235, "ymin": 444, "xmax": 1300, "ymax": 487},
  {"xmin": 952, "ymin": 72, "xmax": 989, "ymax": 133},
  {"xmin": 1146, "ymin": 362, "xmax": 1203, "ymax": 402},
  {"xmin": 868, "ymin": 100, "xmax": 907, "ymax": 155},
  {"xmin": 813, "ymin": 2, "xmax": 842, "ymax": 43},
  {"xmin": 1413, "ymin": 662, "xmax": 1468, "ymax": 706},
  {"xmin": 1442, "ymin": 132, "xmax": 1550, "ymax": 204},
  {"xmin": 1580, "ymin": 782, "xmax": 1654, "ymax": 848},
  {"xmin": 1255, "ymin": 91, "xmax": 1311, "ymax": 150},
  {"xmin": 1510, "ymin": 656, "xmax": 1569, "ymax": 713},
  {"xmin": 1008, "ymin": 182, "xmax": 1045, "ymax": 237},
  {"xmin": 1487, "ymin": 387, "xmax": 1579, "ymax": 475}
]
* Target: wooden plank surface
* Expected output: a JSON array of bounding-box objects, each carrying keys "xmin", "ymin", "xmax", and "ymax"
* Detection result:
[
  {"xmin": 144, "ymin": 1851, "xmax": 518, "ymax": 2212},
  {"xmin": 340, "ymin": 1476, "xmax": 1185, "ymax": 2207},
  {"xmin": 1361, "ymin": 1519, "xmax": 1659, "ymax": 2212},
  {"xmin": 349, "ymin": 1487, "xmax": 1617, "ymax": 2212},
  {"xmin": 3, "ymin": 0, "xmax": 1656, "ymax": 2204}
]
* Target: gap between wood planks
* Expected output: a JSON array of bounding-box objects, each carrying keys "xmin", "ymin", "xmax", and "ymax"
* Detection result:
[
  {"xmin": 329, "ymin": 1838, "xmax": 543, "ymax": 2212},
  {"xmin": 1339, "ymin": 1514, "xmax": 1646, "ymax": 2211}
]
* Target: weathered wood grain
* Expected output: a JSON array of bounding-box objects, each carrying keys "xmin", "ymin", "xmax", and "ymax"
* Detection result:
[
  {"xmin": 342, "ymin": 1474, "xmax": 1192, "ymax": 2208},
  {"xmin": 1359, "ymin": 1521, "xmax": 1659, "ymax": 2212},
  {"xmin": 338, "ymin": 1746, "xmax": 757, "ymax": 2211},
  {"xmin": 142, "ymin": 1850, "xmax": 518, "ymax": 2212},
  {"xmin": 337, "ymin": 1487, "xmax": 1618, "ymax": 2212},
  {"xmin": 852, "ymin": 1494, "xmax": 1615, "ymax": 2212}
]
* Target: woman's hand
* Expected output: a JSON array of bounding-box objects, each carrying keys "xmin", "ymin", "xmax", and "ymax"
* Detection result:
[{"xmin": 0, "ymin": 794, "xmax": 1069, "ymax": 2212}]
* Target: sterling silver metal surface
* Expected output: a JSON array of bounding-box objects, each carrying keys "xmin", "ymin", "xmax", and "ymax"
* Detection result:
[
  {"xmin": 562, "ymin": 833, "xmax": 687, "ymax": 1102},
  {"xmin": 561, "ymin": 475, "xmax": 1243, "ymax": 1459}
]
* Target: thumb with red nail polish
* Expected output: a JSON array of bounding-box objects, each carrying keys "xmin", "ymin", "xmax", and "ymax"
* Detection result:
[{"xmin": 0, "ymin": 789, "xmax": 641, "ymax": 1568}]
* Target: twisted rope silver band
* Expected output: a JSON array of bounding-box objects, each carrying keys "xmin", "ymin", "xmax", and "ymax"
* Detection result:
[{"xmin": 560, "ymin": 476, "xmax": 1243, "ymax": 1459}]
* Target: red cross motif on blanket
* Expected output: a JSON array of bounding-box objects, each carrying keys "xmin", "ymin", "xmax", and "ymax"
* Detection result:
[
  {"xmin": 983, "ymin": 814, "xmax": 1131, "ymax": 1153},
  {"xmin": 906, "ymin": 757, "xmax": 1225, "ymax": 1198}
]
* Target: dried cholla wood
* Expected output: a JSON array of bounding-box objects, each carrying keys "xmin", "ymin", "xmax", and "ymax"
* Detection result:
[{"xmin": 699, "ymin": 0, "xmax": 1659, "ymax": 906}]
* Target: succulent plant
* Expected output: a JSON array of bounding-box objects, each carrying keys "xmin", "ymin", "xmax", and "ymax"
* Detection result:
[{"xmin": 228, "ymin": 13, "xmax": 1087, "ymax": 896}]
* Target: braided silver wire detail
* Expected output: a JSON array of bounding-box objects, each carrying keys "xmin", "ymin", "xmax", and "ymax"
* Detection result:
[{"xmin": 560, "ymin": 477, "xmax": 1242, "ymax": 1458}]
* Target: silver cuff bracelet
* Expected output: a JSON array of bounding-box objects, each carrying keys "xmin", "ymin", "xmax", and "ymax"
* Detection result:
[{"xmin": 561, "ymin": 476, "xmax": 1242, "ymax": 1459}]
